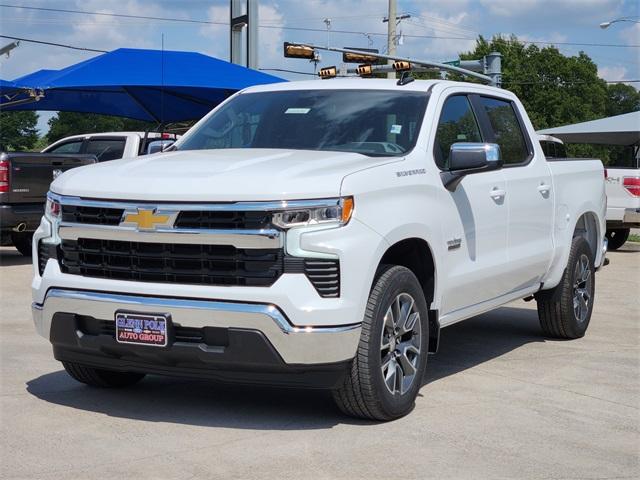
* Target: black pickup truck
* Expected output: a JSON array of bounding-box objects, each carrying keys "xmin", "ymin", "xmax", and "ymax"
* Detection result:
[{"xmin": 0, "ymin": 152, "xmax": 96, "ymax": 255}]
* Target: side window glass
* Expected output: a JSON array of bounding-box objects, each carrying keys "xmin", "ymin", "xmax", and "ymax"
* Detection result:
[
  {"xmin": 434, "ymin": 95, "xmax": 482, "ymax": 169},
  {"xmin": 47, "ymin": 140, "xmax": 83, "ymax": 154},
  {"xmin": 86, "ymin": 139, "xmax": 126, "ymax": 161},
  {"xmin": 479, "ymin": 97, "xmax": 529, "ymax": 165}
]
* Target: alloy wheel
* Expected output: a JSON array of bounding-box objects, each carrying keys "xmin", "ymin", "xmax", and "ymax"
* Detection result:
[
  {"xmin": 573, "ymin": 253, "xmax": 593, "ymax": 323},
  {"xmin": 380, "ymin": 293, "xmax": 422, "ymax": 395}
]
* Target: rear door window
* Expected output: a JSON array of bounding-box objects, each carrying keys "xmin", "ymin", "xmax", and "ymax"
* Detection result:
[
  {"xmin": 46, "ymin": 140, "xmax": 83, "ymax": 154},
  {"xmin": 478, "ymin": 97, "xmax": 530, "ymax": 165},
  {"xmin": 86, "ymin": 138, "xmax": 126, "ymax": 161},
  {"xmin": 434, "ymin": 95, "xmax": 483, "ymax": 170}
]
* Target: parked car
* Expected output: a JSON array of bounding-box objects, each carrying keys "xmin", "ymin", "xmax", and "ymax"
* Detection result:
[
  {"xmin": 0, "ymin": 132, "xmax": 177, "ymax": 256},
  {"xmin": 0, "ymin": 152, "xmax": 96, "ymax": 255},
  {"xmin": 43, "ymin": 131, "xmax": 178, "ymax": 161},
  {"xmin": 603, "ymin": 147, "xmax": 639, "ymax": 250},
  {"xmin": 32, "ymin": 79, "xmax": 607, "ymax": 420}
]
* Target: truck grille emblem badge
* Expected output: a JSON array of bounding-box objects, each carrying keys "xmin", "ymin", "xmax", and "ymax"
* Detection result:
[{"xmin": 121, "ymin": 208, "xmax": 173, "ymax": 230}]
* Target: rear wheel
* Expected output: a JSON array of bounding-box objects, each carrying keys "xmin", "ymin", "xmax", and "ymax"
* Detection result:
[
  {"xmin": 605, "ymin": 228, "xmax": 629, "ymax": 251},
  {"xmin": 63, "ymin": 362, "xmax": 145, "ymax": 388},
  {"xmin": 10, "ymin": 231, "xmax": 33, "ymax": 257},
  {"xmin": 333, "ymin": 265, "xmax": 429, "ymax": 421},
  {"xmin": 536, "ymin": 236, "xmax": 595, "ymax": 339}
]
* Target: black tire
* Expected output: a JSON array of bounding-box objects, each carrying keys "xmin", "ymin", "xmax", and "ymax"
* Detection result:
[
  {"xmin": 605, "ymin": 228, "xmax": 630, "ymax": 251},
  {"xmin": 11, "ymin": 231, "xmax": 33, "ymax": 257},
  {"xmin": 63, "ymin": 362, "xmax": 145, "ymax": 388},
  {"xmin": 536, "ymin": 236, "xmax": 595, "ymax": 339},
  {"xmin": 333, "ymin": 265, "xmax": 429, "ymax": 421}
]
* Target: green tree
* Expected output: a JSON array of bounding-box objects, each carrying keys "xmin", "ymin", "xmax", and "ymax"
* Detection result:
[
  {"xmin": 606, "ymin": 83, "xmax": 640, "ymax": 117},
  {"xmin": 0, "ymin": 111, "xmax": 39, "ymax": 151},
  {"xmin": 458, "ymin": 35, "xmax": 609, "ymax": 130},
  {"xmin": 47, "ymin": 112, "xmax": 152, "ymax": 143}
]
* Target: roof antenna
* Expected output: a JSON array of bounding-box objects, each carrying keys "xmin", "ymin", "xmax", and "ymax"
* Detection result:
[
  {"xmin": 397, "ymin": 70, "xmax": 414, "ymax": 86},
  {"xmin": 160, "ymin": 33, "xmax": 165, "ymax": 135}
]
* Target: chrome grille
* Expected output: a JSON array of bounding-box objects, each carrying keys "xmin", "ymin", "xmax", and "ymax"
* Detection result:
[{"xmin": 59, "ymin": 239, "xmax": 284, "ymax": 287}]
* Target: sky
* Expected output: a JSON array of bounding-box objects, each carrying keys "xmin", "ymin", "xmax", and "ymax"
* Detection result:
[{"xmin": 0, "ymin": 0, "xmax": 638, "ymax": 133}]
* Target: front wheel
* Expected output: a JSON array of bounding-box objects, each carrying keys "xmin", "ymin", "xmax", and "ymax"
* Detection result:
[
  {"xmin": 605, "ymin": 228, "xmax": 629, "ymax": 251},
  {"xmin": 536, "ymin": 236, "xmax": 595, "ymax": 339},
  {"xmin": 333, "ymin": 265, "xmax": 429, "ymax": 421}
]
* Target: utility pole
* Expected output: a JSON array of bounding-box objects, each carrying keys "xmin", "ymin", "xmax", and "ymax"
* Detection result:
[
  {"xmin": 385, "ymin": 0, "xmax": 397, "ymax": 79},
  {"xmin": 230, "ymin": 0, "xmax": 259, "ymax": 69}
]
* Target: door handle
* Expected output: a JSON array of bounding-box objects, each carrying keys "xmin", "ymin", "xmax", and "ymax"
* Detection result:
[
  {"xmin": 490, "ymin": 188, "xmax": 506, "ymax": 200},
  {"xmin": 537, "ymin": 183, "xmax": 551, "ymax": 195}
]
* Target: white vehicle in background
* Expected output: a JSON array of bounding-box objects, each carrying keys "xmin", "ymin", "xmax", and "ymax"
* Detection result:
[
  {"xmin": 33, "ymin": 79, "xmax": 607, "ymax": 421},
  {"xmin": 603, "ymin": 149, "xmax": 640, "ymax": 250},
  {"xmin": 538, "ymin": 134, "xmax": 568, "ymax": 159},
  {"xmin": 538, "ymin": 134, "xmax": 639, "ymax": 250},
  {"xmin": 43, "ymin": 131, "xmax": 178, "ymax": 162}
]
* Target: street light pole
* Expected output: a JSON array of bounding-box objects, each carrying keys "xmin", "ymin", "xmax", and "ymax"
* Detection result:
[
  {"xmin": 0, "ymin": 40, "xmax": 19, "ymax": 58},
  {"xmin": 599, "ymin": 17, "xmax": 640, "ymax": 29}
]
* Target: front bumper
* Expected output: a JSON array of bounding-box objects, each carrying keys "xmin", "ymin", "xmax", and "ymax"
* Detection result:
[{"xmin": 33, "ymin": 289, "xmax": 361, "ymax": 372}]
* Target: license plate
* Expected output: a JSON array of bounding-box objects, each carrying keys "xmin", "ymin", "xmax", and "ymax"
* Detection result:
[{"xmin": 115, "ymin": 312, "xmax": 169, "ymax": 347}]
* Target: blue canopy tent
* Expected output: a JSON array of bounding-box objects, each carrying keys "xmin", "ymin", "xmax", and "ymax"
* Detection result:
[
  {"xmin": 0, "ymin": 78, "xmax": 44, "ymax": 106},
  {"xmin": 1, "ymin": 48, "xmax": 284, "ymax": 123}
]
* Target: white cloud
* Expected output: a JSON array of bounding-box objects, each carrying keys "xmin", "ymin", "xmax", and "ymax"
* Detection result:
[
  {"xmin": 518, "ymin": 32, "xmax": 569, "ymax": 44},
  {"xmin": 479, "ymin": 0, "xmax": 622, "ymax": 20},
  {"xmin": 598, "ymin": 64, "xmax": 628, "ymax": 81},
  {"xmin": 617, "ymin": 22, "xmax": 640, "ymax": 45}
]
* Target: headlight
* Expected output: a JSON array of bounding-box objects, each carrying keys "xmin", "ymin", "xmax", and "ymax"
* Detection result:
[
  {"xmin": 45, "ymin": 194, "xmax": 61, "ymax": 221},
  {"xmin": 272, "ymin": 197, "xmax": 354, "ymax": 229}
]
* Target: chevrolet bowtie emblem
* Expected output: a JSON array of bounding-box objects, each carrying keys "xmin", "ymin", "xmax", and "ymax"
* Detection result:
[{"xmin": 122, "ymin": 208, "xmax": 172, "ymax": 230}]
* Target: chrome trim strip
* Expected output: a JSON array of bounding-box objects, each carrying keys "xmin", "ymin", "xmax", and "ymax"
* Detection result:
[
  {"xmin": 49, "ymin": 192, "xmax": 340, "ymax": 212},
  {"xmin": 33, "ymin": 289, "xmax": 362, "ymax": 364},
  {"xmin": 59, "ymin": 223, "xmax": 283, "ymax": 248}
]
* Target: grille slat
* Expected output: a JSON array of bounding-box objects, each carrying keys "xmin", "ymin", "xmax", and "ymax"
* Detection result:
[
  {"xmin": 304, "ymin": 259, "xmax": 340, "ymax": 298},
  {"xmin": 61, "ymin": 205, "xmax": 124, "ymax": 226},
  {"xmin": 60, "ymin": 239, "xmax": 283, "ymax": 287},
  {"xmin": 175, "ymin": 211, "xmax": 272, "ymax": 230},
  {"xmin": 37, "ymin": 241, "xmax": 49, "ymax": 276}
]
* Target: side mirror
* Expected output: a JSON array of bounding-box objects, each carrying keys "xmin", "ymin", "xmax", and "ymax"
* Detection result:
[
  {"xmin": 146, "ymin": 140, "xmax": 174, "ymax": 155},
  {"xmin": 440, "ymin": 143, "xmax": 502, "ymax": 191}
]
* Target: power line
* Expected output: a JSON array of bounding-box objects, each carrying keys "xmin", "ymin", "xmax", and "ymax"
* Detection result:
[
  {"xmin": 0, "ymin": 34, "xmax": 106, "ymax": 53},
  {"xmin": 504, "ymin": 79, "xmax": 640, "ymax": 85},
  {"xmin": 2, "ymin": 3, "xmax": 639, "ymax": 48}
]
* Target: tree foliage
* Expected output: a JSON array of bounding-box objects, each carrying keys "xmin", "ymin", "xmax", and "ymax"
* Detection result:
[
  {"xmin": 606, "ymin": 83, "xmax": 640, "ymax": 117},
  {"xmin": 457, "ymin": 36, "xmax": 639, "ymax": 163},
  {"xmin": 47, "ymin": 112, "xmax": 152, "ymax": 144},
  {"xmin": 459, "ymin": 35, "xmax": 611, "ymax": 130},
  {"xmin": 0, "ymin": 111, "xmax": 39, "ymax": 151}
]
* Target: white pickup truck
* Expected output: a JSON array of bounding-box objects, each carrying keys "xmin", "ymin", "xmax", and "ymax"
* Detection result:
[
  {"xmin": 43, "ymin": 131, "xmax": 177, "ymax": 161},
  {"xmin": 32, "ymin": 79, "xmax": 607, "ymax": 420}
]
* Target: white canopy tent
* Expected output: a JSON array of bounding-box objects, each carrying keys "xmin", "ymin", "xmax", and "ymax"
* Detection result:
[{"xmin": 538, "ymin": 111, "xmax": 640, "ymax": 146}]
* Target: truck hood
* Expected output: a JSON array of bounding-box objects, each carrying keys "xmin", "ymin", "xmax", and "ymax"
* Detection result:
[{"xmin": 51, "ymin": 148, "xmax": 400, "ymax": 202}]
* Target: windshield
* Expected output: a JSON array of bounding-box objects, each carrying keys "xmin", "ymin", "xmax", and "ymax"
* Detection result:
[{"xmin": 176, "ymin": 89, "xmax": 429, "ymax": 157}]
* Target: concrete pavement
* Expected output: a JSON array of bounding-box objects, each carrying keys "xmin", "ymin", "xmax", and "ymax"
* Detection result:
[{"xmin": 1, "ymin": 244, "xmax": 638, "ymax": 479}]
